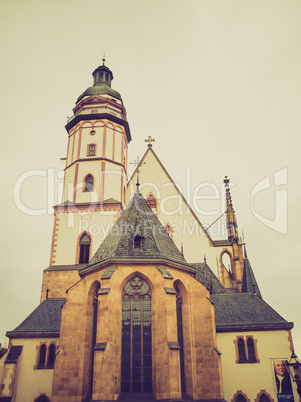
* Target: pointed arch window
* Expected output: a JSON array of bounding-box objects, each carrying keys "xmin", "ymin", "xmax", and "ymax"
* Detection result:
[
  {"xmin": 238, "ymin": 337, "xmax": 247, "ymax": 362},
  {"xmin": 34, "ymin": 396, "xmax": 50, "ymax": 402},
  {"xmin": 79, "ymin": 233, "xmax": 91, "ymax": 264},
  {"xmin": 47, "ymin": 344, "xmax": 56, "ymax": 369},
  {"xmin": 37, "ymin": 344, "xmax": 46, "ymax": 369},
  {"xmin": 259, "ymin": 394, "xmax": 271, "ymax": 402},
  {"xmin": 235, "ymin": 394, "xmax": 247, "ymax": 402},
  {"xmin": 84, "ymin": 174, "xmax": 94, "ymax": 192},
  {"xmin": 247, "ymin": 338, "xmax": 256, "ymax": 362},
  {"xmin": 235, "ymin": 336, "xmax": 259, "ymax": 364},
  {"xmin": 174, "ymin": 283, "xmax": 185, "ymax": 393},
  {"xmin": 121, "ymin": 276, "xmax": 152, "ymax": 393}
]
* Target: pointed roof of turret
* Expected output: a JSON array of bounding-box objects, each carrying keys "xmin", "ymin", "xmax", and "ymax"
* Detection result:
[
  {"xmin": 241, "ymin": 244, "xmax": 262, "ymax": 298},
  {"xmin": 80, "ymin": 192, "xmax": 194, "ymax": 276},
  {"xmin": 224, "ymin": 176, "xmax": 239, "ymax": 243}
]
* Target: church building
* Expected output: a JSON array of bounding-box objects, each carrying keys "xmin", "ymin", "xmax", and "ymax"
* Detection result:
[{"xmin": 0, "ymin": 61, "xmax": 298, "ymax": 402}]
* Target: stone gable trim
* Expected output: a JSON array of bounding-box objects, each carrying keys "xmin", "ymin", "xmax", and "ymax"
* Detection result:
[{"xmin": 54, "ymin": 202, "xmax": 122, "ymax": 214}]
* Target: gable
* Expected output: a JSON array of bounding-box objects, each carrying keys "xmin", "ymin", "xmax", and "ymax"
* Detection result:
[{"xmin": 127, "ymin": 147, "xmax": 226, "ymax": 277}]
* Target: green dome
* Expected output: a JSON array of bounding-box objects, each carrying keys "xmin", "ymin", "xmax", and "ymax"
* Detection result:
[
  {"xmin": 76, "ymin": 64, "xmax": 122, "ymax": 103},
  {"xmin": 77, "ymin": 85, "xmax": 122, "ymax": 103}
]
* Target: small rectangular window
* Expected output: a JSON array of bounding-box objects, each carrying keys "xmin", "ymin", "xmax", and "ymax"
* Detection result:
[
  {"xmin": 88, "ymin": 144, "xmax": 95, "ymax": 156},
  {"xmin": 91, "ymin": 110, "xmax": 98, "ymax": 114}
]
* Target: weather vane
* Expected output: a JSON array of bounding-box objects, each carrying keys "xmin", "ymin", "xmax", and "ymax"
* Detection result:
[{"xmin": 101, "ymin": 48, "xmax": 106, "ymax": 65}]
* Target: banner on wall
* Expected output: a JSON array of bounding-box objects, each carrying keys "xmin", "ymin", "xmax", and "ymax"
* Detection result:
[{"xmin": 273, "ymin": 359, "xmax": 294, "ymax": 402}]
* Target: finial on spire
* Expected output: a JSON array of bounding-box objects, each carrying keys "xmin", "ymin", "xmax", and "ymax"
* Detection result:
[
  {"xmin": 102, "ymin": 49, "xmax": 106, "ymax": 65},
  {"xmin": 181, "ymin": 242, "xmax": 184, "ymax": 257},
  {"xmin": 223, "ymin": 176, "xmax": 239, "ymax": 243},
  {"xmin": 46, "ymin": 288, "xmax": 49, "ymax": 299},
  {"xmin": 204, "ymin": 254, "xmax": 207, "ymax": 264},
  {"xmin": 145, "ymin": 136, "xmax": 155, "ymax": 147}
]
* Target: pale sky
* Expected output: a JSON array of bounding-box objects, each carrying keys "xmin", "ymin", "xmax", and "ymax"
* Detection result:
[{"xmin": 1, "ymin": 0, "xmax": 301, "ymax": 355}]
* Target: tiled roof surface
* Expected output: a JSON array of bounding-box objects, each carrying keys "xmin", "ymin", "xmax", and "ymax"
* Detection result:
[
  {"xmin": 6, "ymin": 298, "xmax": 66, "ymax": 338},
  {"xmin": 191, "ymin": 263, "xmax": 226, "ymax": 294},
  {"xmin": 241, "ymin": 252, "xmax": 262, "ymax": 298},
  {"xmin": 211, "ymin": 293, "xmax": 293, "ymax": 331},
  {"xmin": 4, "ymin": 345, "xmax": 23, "ymax": 364},
  {"xmin": 81, "ymin": 193, "xmax": 192, "ymax": 273}
]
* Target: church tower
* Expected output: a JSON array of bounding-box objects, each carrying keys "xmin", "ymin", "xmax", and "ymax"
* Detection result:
[{"xmin": 48, "ymin": 59, "xmax": 131, "ymax": 270}]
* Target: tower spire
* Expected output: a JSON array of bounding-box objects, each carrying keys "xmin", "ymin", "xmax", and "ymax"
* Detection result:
[{"xmin": 224, "ymin": 176, "xmax": 239, "ymax": 243}]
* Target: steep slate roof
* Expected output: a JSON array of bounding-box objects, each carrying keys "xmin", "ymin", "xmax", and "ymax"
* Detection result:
[
  {"xmin": 191, "ymin": 263, "xmax": 226, "ymax": 294},
  {"xmin": 6, "ymin": 298, "xmax": 66, "ymax": 339},
  {"xmin": 80, "ymin": 192, "xmax": 194, "ymax": 275},
  {"xmin": 241, "ymin": 245, "xmax": 262, "ymax": 298},
  {"xmin": 211, "ymin": 293, "xmax": 293, "ymax": 332}
]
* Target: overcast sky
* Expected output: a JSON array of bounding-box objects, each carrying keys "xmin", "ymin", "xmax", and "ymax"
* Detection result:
[{"xmin": 1, "ymin": 0, "xmax": 301, "ymax": 355}]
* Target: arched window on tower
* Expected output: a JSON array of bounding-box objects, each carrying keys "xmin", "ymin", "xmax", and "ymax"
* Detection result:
[
  {"xmin": 37, "ymin": 344, "xmax": 46, "ymax": 369},
  {"xmin": 79, "ymin": 233, "xmax": 91, "ymax": 264},
  {"xmin": 84, "ymin": 174, "xmax": 94, "ymax": 192}
]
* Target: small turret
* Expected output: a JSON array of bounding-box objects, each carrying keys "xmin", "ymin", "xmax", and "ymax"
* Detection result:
[{"xmin": 224, "ymin": 176, "xmax": 239, "ymax": 243}]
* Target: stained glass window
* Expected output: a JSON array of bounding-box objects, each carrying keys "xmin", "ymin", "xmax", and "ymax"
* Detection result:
[{"xmin": 121, "ymin": 276, "xmax": 152, "ymax": 393}]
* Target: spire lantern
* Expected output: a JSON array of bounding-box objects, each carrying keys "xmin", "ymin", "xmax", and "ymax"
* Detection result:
[{"xmin": 92, "ymin": 64, "xmax": 113, "ymax": 87}]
